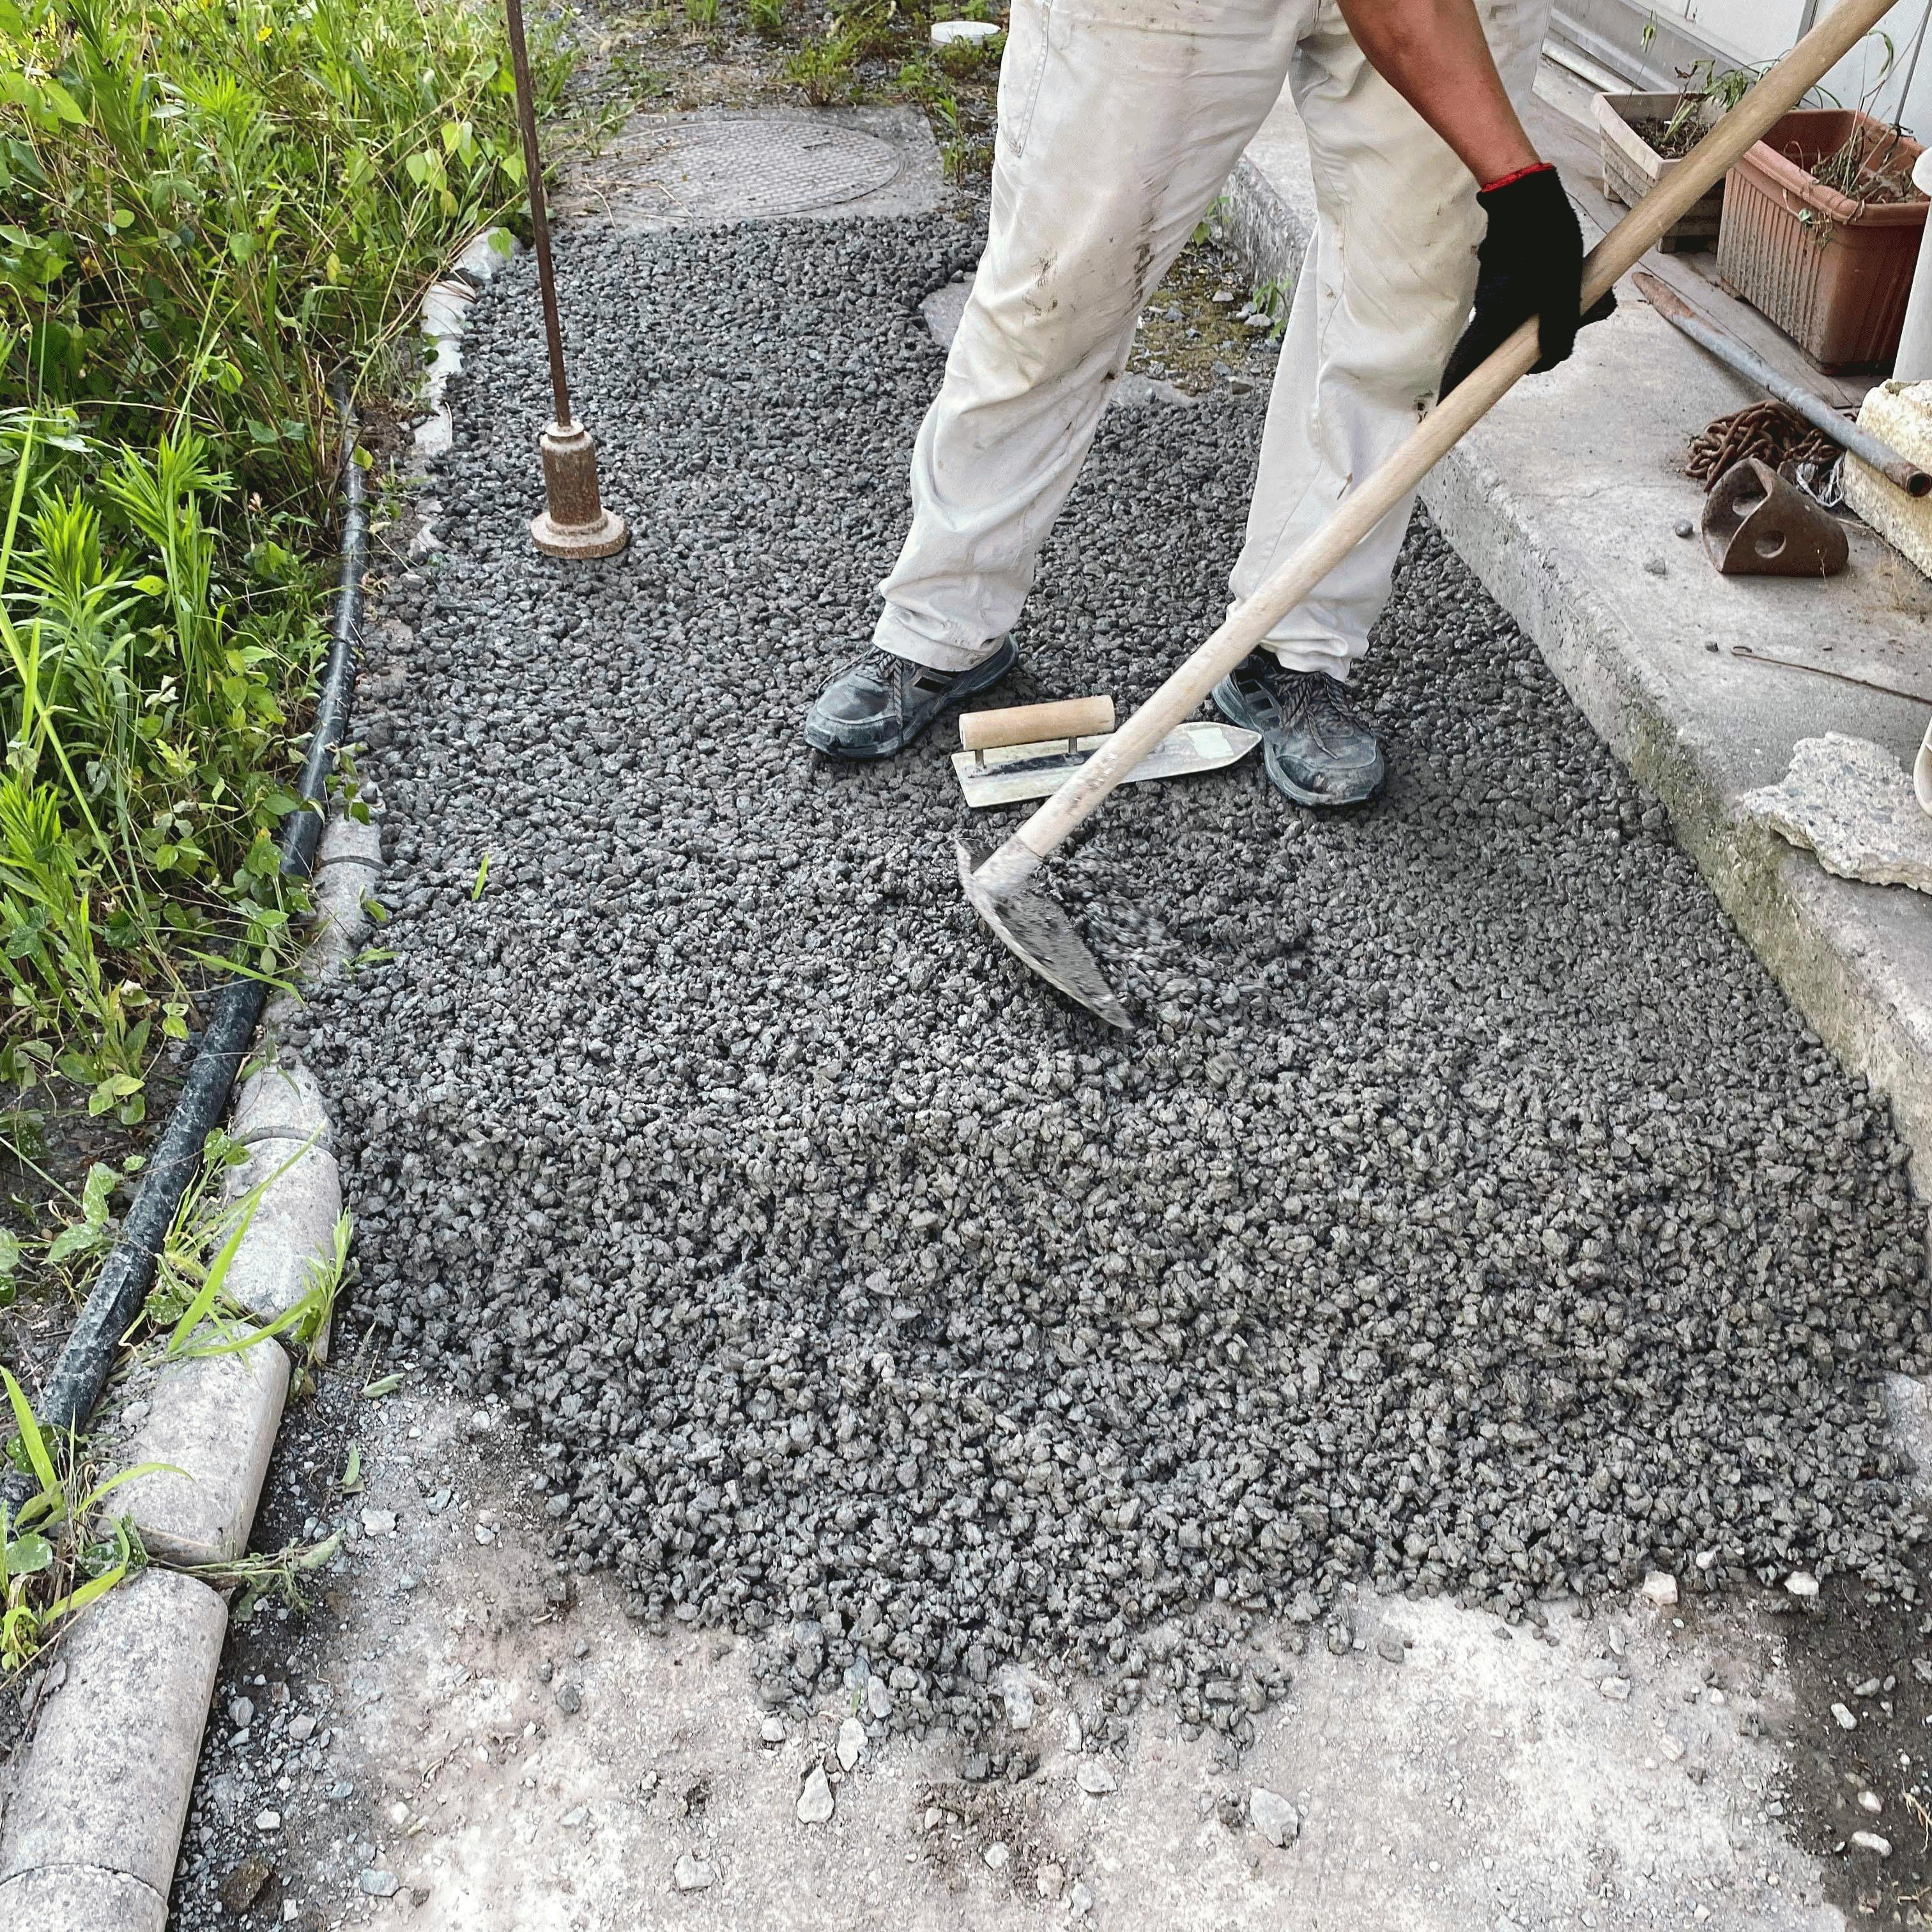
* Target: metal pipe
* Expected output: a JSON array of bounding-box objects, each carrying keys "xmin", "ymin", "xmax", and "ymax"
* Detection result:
[
  {"xmin": 1, "ymin": 408, "xmax": 367, "ymax": 1510},
  {"xmin": 1636, "ymin": 270, "xmax": 1932, "ymax": 495},
  {"xmin": 503, "ymin": 0, "xmax": 572, "ymax": 430}
]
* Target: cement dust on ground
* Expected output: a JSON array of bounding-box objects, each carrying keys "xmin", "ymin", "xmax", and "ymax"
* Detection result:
[{"xmin": 169, "ymin": 1376, "xmax": 1865, "ymax": 1931}]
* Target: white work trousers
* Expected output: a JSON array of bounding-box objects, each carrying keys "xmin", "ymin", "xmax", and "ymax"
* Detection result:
[{"xmin": 874, "ymin": 0, "xmax": 1553, "ymax": 675}]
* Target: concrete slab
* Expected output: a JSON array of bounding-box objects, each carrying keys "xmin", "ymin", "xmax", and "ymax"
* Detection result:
[
  {"xmin": 557, "ymin": 107, "xmax": 945, "ymax": 231},
  {"xmin": 172, "ymin": 1383, "xmax": 1850, "ymax": 1931},
  {"xmin": 1227, "ymin": 65, "xmax": 1932, "ymax": 1197}
]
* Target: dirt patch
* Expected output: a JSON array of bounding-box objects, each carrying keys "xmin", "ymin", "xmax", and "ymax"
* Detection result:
[
  {"xmin": 571, "ymin": 0, "xmax": 1009, "ymax": 181},
  {"xmin": 1777, "ymin": 1577, "xmax": 1932, "ymax": 1921},
  {"xmin": 1128, "ymin": 220, "xmax": 1287, "ymax": 390},
  {"xmin": 0, "ymin": 1059, "xmax": 192, "ymax": 1401}
]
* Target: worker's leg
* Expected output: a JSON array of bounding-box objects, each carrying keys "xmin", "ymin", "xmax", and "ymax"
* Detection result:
[
  {"xmin": 872, "ymin": 0, "xmax": 1311, "ymax": 674},
  {"xmin": 1232, "ymin": 0, "xmax": 1554, "ymax": 675}
]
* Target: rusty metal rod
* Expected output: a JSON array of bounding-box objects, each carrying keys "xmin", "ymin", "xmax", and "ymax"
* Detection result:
[
  {"xmin": 1636, "ymin": 270, "xmax": 1931, "ymax": 496},
  {"xmin": 503, "ymin": 0, "xmax": 572, "ymax": 430}
]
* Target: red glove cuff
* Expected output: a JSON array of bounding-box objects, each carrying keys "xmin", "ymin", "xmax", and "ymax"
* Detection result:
[{"xmin": 1478, "ymin": 160, "xmax": 1554, "ymax": 195}]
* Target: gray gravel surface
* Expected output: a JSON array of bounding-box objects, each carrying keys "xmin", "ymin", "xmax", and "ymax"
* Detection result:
[{"xmin": 297, "ymin": 214, "xmax": 1930, "ymax": 1736}]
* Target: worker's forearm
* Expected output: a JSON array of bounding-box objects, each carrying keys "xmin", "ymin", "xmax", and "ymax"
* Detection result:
[{"xmin": 1335, "ymin": 0, "xmax": 1540, "ymax": 184}]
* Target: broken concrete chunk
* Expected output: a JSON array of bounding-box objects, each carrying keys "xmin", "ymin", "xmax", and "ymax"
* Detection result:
[
  {"xmin": 1741, "ymin": 734, "xmax": 1932, "ymax": 894},
  {"xmin": 796, "ymin": 1765, "xmax": 835, "ymax": 1824},
  {"xmin": 1250, "ymin": 1787, "xmax": 1300, "ymax": 1848}
]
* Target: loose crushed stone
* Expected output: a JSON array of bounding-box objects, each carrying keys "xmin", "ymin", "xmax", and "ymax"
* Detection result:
[{"xmin": 298, "ymin": 215, "xmax": 1930, "ymax": 1740}]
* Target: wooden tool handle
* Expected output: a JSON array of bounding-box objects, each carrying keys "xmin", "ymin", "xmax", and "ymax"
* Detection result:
[
  {"xmin": 972, "ymin": 0, "xmax": 1897, "ymax": 893},
  {"xmin": 960, "ymin": 696, "xmax": 1116, "ymax": 751}
]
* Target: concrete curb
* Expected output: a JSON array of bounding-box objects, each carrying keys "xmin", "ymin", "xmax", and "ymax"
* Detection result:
[
  {"xmin": 412, "ymin": 227, "xmax": 522, "ymax": 463},
  {"xmin": 0, "ymin": 1570, "xmax": 227, "ymax": 1929}
]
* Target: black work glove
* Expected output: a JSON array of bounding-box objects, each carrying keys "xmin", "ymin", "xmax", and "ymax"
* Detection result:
[{"xmin": 1439, "ymin": 164, "xmax": 1616, "ymax": 398}]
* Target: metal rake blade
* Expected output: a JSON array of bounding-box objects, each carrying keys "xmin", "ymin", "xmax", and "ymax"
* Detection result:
[{"xmin": 955, "ymin": 836, "xmax": 1131, "ymax": 1031}]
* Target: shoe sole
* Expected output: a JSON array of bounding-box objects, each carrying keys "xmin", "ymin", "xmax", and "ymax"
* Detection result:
[
  {"xmin": 1211, "ymin": 675, "xmax": 1384, "ymax": 809},
  {"xmin": 804, "ymin": 643, "xmax": 1018, "ymax": 761}
]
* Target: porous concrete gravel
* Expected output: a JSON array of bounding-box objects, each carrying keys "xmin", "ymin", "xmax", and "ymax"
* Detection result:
[{"xmin": 296, "ymin": 214, "xmax": 1930, "ymax": 1739}]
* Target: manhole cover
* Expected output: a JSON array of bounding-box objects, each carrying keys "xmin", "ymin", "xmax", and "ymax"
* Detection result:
[{"xmin": 570, "ymin": 116, "xmax": 905, "ymax": 222}]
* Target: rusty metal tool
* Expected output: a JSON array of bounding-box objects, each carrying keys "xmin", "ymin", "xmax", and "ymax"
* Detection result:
[
  {"xmin": 503, "ymin": 0, "xmax": 628, "ymax": 560},
  {"xmin": 1702, "ymin": 457, "xmax": 1850, "ymax": 575},
  {"xmin": 1636, "ymin": 270, "xmax": 1932, "ymax": 498},
  {"xmin": 957, "ymin": 0, "xmax": 1906, "ymax": 1029},
  {"xmin": 952, "ymin": 696, "xmax": 1259, "ymax": 808}
]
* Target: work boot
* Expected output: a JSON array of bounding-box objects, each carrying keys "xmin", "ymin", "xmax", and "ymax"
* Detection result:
[
  {"xmin": 802, "ymin": 638, "xmax": 1017, "ymax": 760},
  {"xmin": 1211, "ymin": 654, "xmax": 1385, "ymax": 807}
]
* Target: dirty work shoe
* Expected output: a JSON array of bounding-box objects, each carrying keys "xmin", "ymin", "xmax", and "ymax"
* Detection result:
[
  {"xmin": 1211, "ymin": 656, "xmax": 1385, "ymax": 807},
  {"xmin": 802, "ymin": 638, "xmax": 1017, "ymax": 760}
]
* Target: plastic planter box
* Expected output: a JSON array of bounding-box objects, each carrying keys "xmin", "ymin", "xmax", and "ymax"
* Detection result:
[
  {"xmin": 1716, "ymin": 109, "xmax": 1928, "ymax": 372},
  {"xmin": 1594, "ymin": 91, "xmax": 1725, "ymax": 252}
]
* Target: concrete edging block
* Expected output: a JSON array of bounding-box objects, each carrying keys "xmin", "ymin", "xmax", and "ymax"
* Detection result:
[
  {"xmin": 229, "ymin": 1054, "xmax": 332, "ymax": 1152},
  {"xmin": 0, "ymin": 1864, "xmax": 167, "ymax": 1932},
  {"xmin": 220, "ymin": 1134, "xmax": 343, "ymax": 1335},
  {"xmin": 0, "ymin": 1569, "xmax": 226, "ymax": 1901},
  {"xmin": 318, "ymin": 810, "xmax": 383, "ymax": 873},
  {"xmin": 112, "ymin": 1334, "xmax": 291, "ymax": 1567}
]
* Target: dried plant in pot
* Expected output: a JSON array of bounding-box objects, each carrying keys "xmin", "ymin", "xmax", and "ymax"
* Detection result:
[
  {"xmin": 1595, "ymin": 88, "xmax": 1727, "ymax": 251},
  {"xmin": 1717, "ymin": 108, "xmax": 1929, "ymax": 371}
]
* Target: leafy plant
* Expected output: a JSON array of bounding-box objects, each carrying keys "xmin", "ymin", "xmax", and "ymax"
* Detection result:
[
  {"xmin": 786, "ymin": 26, "xmax": 864, "ymax": 105},
  {"xmin": 0, "ymin": 0, "xmax": 572, "ymax": 1102},
  {"xmin": 747, "ymin": 0, "xmax": 786, "ymax": 38},
  {"xmin": 42, "ymin": 1158, "xmax": 116, "ymax": 1269},
  {"xmin": 0, "ymin": 0, "xmax": 570, "ymax": 509},
  {"xmin": 185, "ymin": 1526, "xmax": 342, "ymax": 1625},
  {"xmin": 143, "ymin": 1131, "xmax": 348, "ymax": 1373},
  {"xmin": 1251, "ymin": 276, "xmax": 1293, "ymax": 342}
]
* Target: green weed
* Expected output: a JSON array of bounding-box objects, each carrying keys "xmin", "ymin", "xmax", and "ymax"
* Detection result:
[
  {"xmin": 0, "ymin": 0, "xmax": 572, "ymax": 1120},
  {"xmin": 185, "ymin": 1527, "xmax": 342, "ymax": 1626},
  {"xmin": 143, "ymin": 1131, "xmax": 348, "ymax": 1375},
  {"xmin": 0, "ymin": 0, "xmax": 569, "ymax": 507},
  {"xmin": 786, "ymin": 26, "xmax": 864, "ymax": 105},
  {"xmin": 1251, "ymin": 276, "xmax": 1293, "ymax": 342},
  {"xmin": 1, "ymin": 1363, "xmax": 159, "ymax": 1674}
]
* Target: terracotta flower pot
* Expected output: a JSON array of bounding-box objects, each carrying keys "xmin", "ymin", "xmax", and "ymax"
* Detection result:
[
  {"xmin": 1594, "ymin": 91, "xmax": 1725, "ymax": 253},
  {"xmin": 1716, "ymin": 108, "xmax": 1928, "ymax": 372}
]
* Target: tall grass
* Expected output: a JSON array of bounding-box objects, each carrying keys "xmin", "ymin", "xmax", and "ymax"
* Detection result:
[
  {"xmin": 0, "ymin": 0, "xmax": 569, "ymax": 1121},
  {"xmin": 2, "ymin": 0, "xmax": 565, "ymax": 503}
]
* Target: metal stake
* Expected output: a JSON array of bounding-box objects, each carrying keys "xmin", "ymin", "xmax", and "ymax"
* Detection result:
[{"xmin": 503, "ymin": 0, "xmax": 628, "ymax": 559}]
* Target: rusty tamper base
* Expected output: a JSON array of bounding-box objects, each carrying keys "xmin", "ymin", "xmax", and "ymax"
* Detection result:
[{"xmin": 531, "ymin": 420, "xmax": 629, "ymax": 560}]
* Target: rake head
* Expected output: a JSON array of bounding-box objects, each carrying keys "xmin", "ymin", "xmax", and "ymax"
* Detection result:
[{"xmin": 955, "ymin": 835, "xmax": 1130, "ymax": 1031}]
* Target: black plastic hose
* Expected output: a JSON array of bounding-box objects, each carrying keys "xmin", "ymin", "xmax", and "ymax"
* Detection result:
[{"xmin": 3, "ymin": 413, "xmax": 365, "ymax": 1499}]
